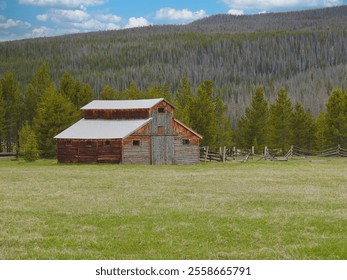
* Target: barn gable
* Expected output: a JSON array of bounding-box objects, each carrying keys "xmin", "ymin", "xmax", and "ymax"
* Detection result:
[{"xmin": 55, "ymin": 98, "xmax": 201, "ymax": 164}]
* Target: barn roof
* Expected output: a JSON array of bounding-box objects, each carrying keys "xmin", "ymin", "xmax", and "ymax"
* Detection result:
[
  {"xmin": 54, "ymin": 118, "xmax": 152, "ymax": 139},
  {"xmin": 81, "ymin": 98, "xmax": 169, "ymax": 110}
]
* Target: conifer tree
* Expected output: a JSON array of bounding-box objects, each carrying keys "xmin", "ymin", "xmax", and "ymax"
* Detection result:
[
  {"xmin": 315, "ymin": 112, "xmax": 329, "ymax": 150},
  {"xmin": 174, "ymin": 77, "xmax": 193, "ymax": 126},
  {"xmin": 268, "ymin": 88, "xmax": 293, "ymax": 153},
  {"xmin": 214, "ymin": 96, "xmax": 234, "ymax": 147},
  {"xmin": 189, "ymin": 80, "xmax": 218, "ymax": 149},
  {"xmin": 323, "ymin": 88, "xmax": 347, "ymax": 147},
  {"xmin": 0, "ymin": 84, "xmax": 5, "ymax": 152},
  {"xmin": 19, "ymin": 122, "xmax": 39, "ymax": 162},
  {"xmin": 34, "ymin": 85, "xmax": 80, "ymax": 157},
  {"xmin": 100, "ymin": 84, "xmax": 118, "ymax": 100},
  {"xmin": 0, "ymin": 72, "xmax": 21, "ymax": 152},
  {"xmin": 23, "ymin": 62, "xmax": 54, "ymax": 125},
  {"xmin": 236, "ymin": 87, "xmax": 269, "ymax": 152},
  {"xmin": 290, "ymin": 102, "xmax": 316, "ymax": 152}
]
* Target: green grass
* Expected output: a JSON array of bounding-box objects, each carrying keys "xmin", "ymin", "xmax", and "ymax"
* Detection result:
[{"xmin": 0, "ymin": 158, "xmax": 346, "ymax": 260}]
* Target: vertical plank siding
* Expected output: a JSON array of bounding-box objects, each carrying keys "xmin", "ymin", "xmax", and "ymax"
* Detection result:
[{"xmin": 84, "ymin": 109, "xmax": 149, "ymax": 119}]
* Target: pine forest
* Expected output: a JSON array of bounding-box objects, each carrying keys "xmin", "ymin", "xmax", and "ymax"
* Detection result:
[{"xmin": 1, "ymin": 6, "xmax": 347, "ymax": 158}]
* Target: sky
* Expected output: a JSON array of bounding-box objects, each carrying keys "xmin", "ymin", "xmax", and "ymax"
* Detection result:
[{"xmin": 0, "ymin": 0, "xmax": 346, "ymax": 41}]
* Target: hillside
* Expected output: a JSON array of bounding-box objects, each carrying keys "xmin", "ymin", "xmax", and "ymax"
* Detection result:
[{"xmin": 1, "ymin": 6, "xmax": 347, "ymax": 124}]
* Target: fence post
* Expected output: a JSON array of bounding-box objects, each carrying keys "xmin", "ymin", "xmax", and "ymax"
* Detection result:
[
  {"xmin": 337, "ymin": 144, "xmax": 341, "ymax": 157},
  {"xmin": 232, "ymin": 146, "xmax": 236, "ymax": 160},
  {"xmin": 222, "ymin": 146, "xmax": 226, "ymax": 163},
  {"xmin": 204, "ymin": 146, "xmax": 209, "ymax": 162}
]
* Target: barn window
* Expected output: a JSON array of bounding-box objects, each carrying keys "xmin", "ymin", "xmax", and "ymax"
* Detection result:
[
  {"xmin": 133, "ymin": 140, "xmax": 140, "ymax": 146},
  {"xmin": 182, "ymin": 138, "xmax": 190, "ymax": 145},
  {"xmin": 157, "ymin": 126, "xmax": 164, "ymax": 135},
  {"xmin": 158, "ymin": 107, "xmax": 165, "ymax": 113},
  {"xmin": 66, "ymin": 140, "xmax": 72, "ymax": 146},
  {"xmin": 105, "ymin": 140, "xmax": 110, "ymax": 146},
  {"xmin": 86, "ymin": 140, "xmax": 92, "ymax": 147}
]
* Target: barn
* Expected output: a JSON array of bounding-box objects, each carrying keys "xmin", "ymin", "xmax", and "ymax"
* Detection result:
[{"xmin": 54, "ymin": 98, "xmax": 202, "ymax": 164}]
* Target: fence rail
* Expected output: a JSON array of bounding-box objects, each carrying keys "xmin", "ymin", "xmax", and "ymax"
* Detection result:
[{"xmin": 200, "ymin": 145, "xmax": 347, "ymax": 163}]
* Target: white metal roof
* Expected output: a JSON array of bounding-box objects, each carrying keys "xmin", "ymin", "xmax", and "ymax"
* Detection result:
[
  {"xmin": 81, "ymin": 98, "xmax": 164, "ymax": 110},
  {"xmin": 54, "ymin": 118, "xmax": 152, "ymax": 139}
]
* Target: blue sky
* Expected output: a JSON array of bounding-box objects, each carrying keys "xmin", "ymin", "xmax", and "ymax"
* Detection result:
[{"xmin": 0, "ymin": 0, "xmax": 346, "ymax": 41}]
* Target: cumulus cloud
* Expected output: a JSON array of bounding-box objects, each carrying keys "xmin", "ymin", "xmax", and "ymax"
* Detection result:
[
  {"xmin": 0, "ymin": 17, "xmax": 31, "ymax": 30},
  {"xmin": 222, "ymin": 0, "xmax": 342, "ymax": 10},
  {"xmin": 227, "ymin": 9, "xmax": 244, "ymax": 16},
  {"xmin": 19, "ymin": 0, "xmax": 104, "ymax": 7},
  {"xmin": 125, "ymin": 17, "xmax": 150, "ymax": 29},
  {"xmin": 155, "ymin": 7, "xmax": 207, "ymax": 22},
  {"xmin": 38, "ymin": 9, "xmax": 90, "ymax": 23}
]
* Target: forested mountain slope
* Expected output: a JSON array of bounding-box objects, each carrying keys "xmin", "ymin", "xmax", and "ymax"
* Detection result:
[{"xmin": 1, "ymin": 6, "xmax": 347, "ymax": 124}]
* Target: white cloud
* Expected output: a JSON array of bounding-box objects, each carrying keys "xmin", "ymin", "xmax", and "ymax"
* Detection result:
[
  {"xmin": 36, "ymin": 14, "xmax": 48, "ymax": 21},
  {"xmin": 155, "ymin": 7, "xmax": 207, "ymax": 22},
  {"xmin": 125, "ymin": 17, "xmax": 150, "ymax": 29},
  {"xmin": 94, "ymin": 13, "xmax": 122, "ymax": 23},
  {"xmin": 0, "ymin": 18, "xmax": 31, "ymax": 30},
  {"xmin": 19, "ymin": 0, "xmax": 104, "ymax": 7},
  {"xmin": 45, "ymin": 9, "xmax": 90, "ymax": 23},
  {"xmin": 222, "ymin": 0, "xmax": 343, "ymax": 11},
  {"xmin": 227, "ymin": 9, "xmax": 244, "ymax": 16}
]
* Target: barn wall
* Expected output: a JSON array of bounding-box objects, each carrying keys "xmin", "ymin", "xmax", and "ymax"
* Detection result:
[
  {"xmin": 173, "ymin": 120, "xmax": 201, "ymax": 164},
  {"xmin": 84, "ymin": 109, "xmax": 149, "ymax": 120},
  {"xmin": 122, "ymin": 135, "xmax": 151, "ymax": 164},
  {"xmin": 56, "ymin": 139, "xmax": 122, "ymax": 163}
]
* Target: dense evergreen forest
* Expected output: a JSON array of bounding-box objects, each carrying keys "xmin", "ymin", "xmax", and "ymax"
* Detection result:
[{"xmin": 1, "ymin": 6, "xmax": 347, "ymax": 159}]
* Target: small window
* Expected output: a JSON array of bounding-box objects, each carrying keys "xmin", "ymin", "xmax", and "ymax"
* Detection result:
[
  {"xmin": 105, "ymin": 140, "xmax": 110, "ymax": 146},
  {"xmin": 157, "ymin": 126, "xmax": 164, "ymax": 135},
  {"xmin": 158, "ymin": 107, "xmax": 165, "ymax": 113},
  {"xmin": 66, "ymin": 140, "xmax": 72, "ymax": 146},
  {"xmin": 182, "ymin": 138, "xmax": 190, "ymax": 145},
  {"xmin": 133, "ymin": 140, "xmax": 140, "ymax": 146},
  {"xmin": 86, "ymin": 140, "xmax": 92, "ymax": 147}
]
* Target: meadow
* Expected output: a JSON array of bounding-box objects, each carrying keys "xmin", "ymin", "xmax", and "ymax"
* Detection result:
[{"xmin": 0, "ymin": 158, "xmax": 346, "ymax": 260}]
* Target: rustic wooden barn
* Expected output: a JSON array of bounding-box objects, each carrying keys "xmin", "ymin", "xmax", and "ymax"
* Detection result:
[{"xmin": 54, "ymin": 98, "xmax": 202, "ymax": 164}]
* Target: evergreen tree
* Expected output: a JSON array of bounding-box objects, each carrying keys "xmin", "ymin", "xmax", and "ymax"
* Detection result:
[
  {"xmin": 0, "ymin": 72, "xmax": 21, "ymax": 152},
  {"xmin": 122, "ymin": 82, "xmax": 144, "ymax": 99},
  {"xmin": 19, "ymin": 122, "xmax": 39, "ymax": 162},
  {"xmin": 59, "ymin": 72, "xmax": 94, "ymax": 109},
  {"xmin": 174, "ymin": 77, "xmax": 193, "ymax": 126},
  {"xmin": 100, "ymin": 84, "xmax": 118, "ymax": 100},
  {"xmin": 315, "ymin": 112, "xmax": 329, "ymax": 150},
  {"xmin": 214, "ymin": 96, "xmax": 234, "ymax": 147},
  {"xmin": 189, "ymin": 80, "xmax": 218, "ymax": 149},
  {"xmin": 0, "ymin": 84, "xmax": 5, "ymax": 152},
  {"xmin": 323, "ymin": 88, "xmax": 347, "ymax": 146},
  {"xmin": 290, "ymin": 102, "xmax": 316, "ymax": 152},
  {"xmin": 268, "ymin": 88, "xmax": 293, "ymax": 153},
  {"xmin": 23, "ymin": 62, "xmax": 54, "ymax": 125},
  {"xmin": 34, "ymin": 85, "xmax": 80, "ymax": 157},
  {"xmin": 236, "ymin": 87, "xmax": 269, "ymax": 152}
]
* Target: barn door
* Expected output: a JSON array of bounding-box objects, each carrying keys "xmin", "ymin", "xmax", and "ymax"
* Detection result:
[{"xmin": 151, "ymin": 136, "xmax": 174, "ymax": 165}]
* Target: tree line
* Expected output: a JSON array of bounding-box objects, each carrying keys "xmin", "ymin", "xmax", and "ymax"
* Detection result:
[{"xmin": 1, "ymin": 64, "xmax": 347, "ymax": 161}]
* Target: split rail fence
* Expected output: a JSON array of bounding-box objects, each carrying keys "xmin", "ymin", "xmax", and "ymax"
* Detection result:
[{"xmin": 200, "ymin": 145, "xmax": 347, "ymax": 163}]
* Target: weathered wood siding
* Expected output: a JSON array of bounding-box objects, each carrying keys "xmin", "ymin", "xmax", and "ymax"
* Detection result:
[
  {"xmin": 122, "ymin": 123, "xmax": 151, "ymax": 164},
  {"xmin": 151, "ymin": 136, "xmax": 174, "ymax": 164},
  {"xmin": 56, "ymin": 139, "xmax": 122, "ymax": 163},
  {"xmin": 173, "ymin": 120, "xmax": 201, "ymax": 164},
  {"xmin": 84, "ymin": 109, "xmax": 149, "ymax": 119}
]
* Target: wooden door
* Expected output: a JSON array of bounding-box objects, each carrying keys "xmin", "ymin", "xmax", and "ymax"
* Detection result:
[{"xmin": 151, "ymin": 136, "xmax": 174, "ymax": 165}]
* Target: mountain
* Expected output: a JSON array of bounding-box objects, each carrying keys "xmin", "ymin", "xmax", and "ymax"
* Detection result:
[{"xmin": 1, "ymin": 6, "xmax": 347, "ymax": 125}]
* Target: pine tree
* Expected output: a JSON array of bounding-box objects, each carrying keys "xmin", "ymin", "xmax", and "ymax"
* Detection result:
[
  {"xmin": 214, "ymin": 95, "xmax": 234, "ymax": 147},
  {"xmin": 0, "ymin": 72, "xmax": 21, "ymax": 152},
  {"xmin": 315, "ymin": 112, "xmax": 329, "ymax": 150},
  {"xmin": 268, "ymin": 88, "xmax": 293, "ymax": 153},
  {"xmin": 290, "ymin": 102, "xmax": 316, "ymax": 152},
  {"xmin": 189, "ymin": 80, "xmax": 218, "ymax": 149},
  {"xmin": 23, "ymin": 62, "xmax": 54, "ymax": 125},
  {"xmin": 323, "ymin": 88, "xmax": 347, "ymax": 146},
  {"xmin": 174, "ymin": 77, "xmax": 193, "ymax": 126},
  {"xmin": 59, "ymin": 72, "xmax": 94, "ymax": 109},
  {"xmin": 0, "ymin": 84, "xmax": 5, "ymax": 152},
  {"xmin": 100, "ymin": 84, "xmax": 118, "ymax": 100},
  {"xmin": 19, "ymin": 122, "xmax": 39, "ymax": 162},
  {"xmin": 236, "ymin": 87, "xmax": 269, "ymax": 152},
  {"xmin": 34, "ymin": 85, "xmax": 80, "ymax": 157}
]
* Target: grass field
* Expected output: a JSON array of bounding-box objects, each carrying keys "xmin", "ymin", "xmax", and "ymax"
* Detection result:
[{"xmin": 0, "ymin": 158, "xmax": 346, "ymax": 260}]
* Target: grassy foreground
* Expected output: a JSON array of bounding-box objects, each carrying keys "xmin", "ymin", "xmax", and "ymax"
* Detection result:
[{"xmin": 0, "ymin": 158, "xmax": 346, "ymax": 260}]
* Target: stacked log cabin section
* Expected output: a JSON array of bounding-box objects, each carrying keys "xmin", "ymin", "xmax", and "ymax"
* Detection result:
[{"xmin": 54, "ymin": 98, "xmax": 202, "ymax": 164}]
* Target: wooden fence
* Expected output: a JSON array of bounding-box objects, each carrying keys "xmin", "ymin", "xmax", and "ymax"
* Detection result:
[{"xmin": 200, "ymin": 145, "xmax": 347, "ymax": 163}]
